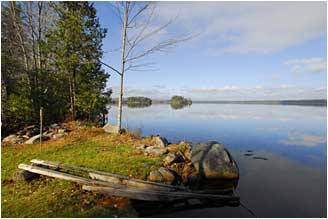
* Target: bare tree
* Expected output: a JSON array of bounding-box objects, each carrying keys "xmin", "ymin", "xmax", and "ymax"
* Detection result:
[{"xmin": 106, "ymin": 2, "xmax": 192, "ymax": 130}]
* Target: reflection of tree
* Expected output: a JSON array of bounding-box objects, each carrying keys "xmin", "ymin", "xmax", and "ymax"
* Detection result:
[{"xmin": 170, "ymin": 103, "xmax": 189, "ymax": 110}]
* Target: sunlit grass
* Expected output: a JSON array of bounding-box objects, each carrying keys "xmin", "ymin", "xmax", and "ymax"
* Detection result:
[{"xmin": 1, "ymin": 128, "xmax": 163, "ymax": 217}]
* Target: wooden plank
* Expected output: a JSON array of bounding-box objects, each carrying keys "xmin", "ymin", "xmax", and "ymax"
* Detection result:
[
  {"xmin": 82, "ymin": 185, "xmax": 240, "ymax": 202},
  {"xmin": 18, "ymin": 164, "xmax": 124, "ymax": 189},
  {"xmin": 89, "ymin": 172, "xmax": 174, "ymax": 191},
  {"xmin": 31, "ymin": 159, "xmax": 187, "ymax": 191}
]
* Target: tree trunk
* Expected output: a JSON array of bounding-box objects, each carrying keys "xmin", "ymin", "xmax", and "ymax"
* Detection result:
[
  {"xmin": 72, "ymin": 69, "xmax": 77, "ymax": 120},
  {"xmin": 37, "ymin": 2, "xmax": 42, "ymax": 69},
  {"xmin": 117, "ymin": 2, "xmax": 129, "ymax": 130},
  {"xmin": 69, "ymin": 76, "xmax": 75, "ymax": 121}
]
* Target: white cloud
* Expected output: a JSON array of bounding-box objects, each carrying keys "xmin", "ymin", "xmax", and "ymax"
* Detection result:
[
  {"xmin": 153, "ymin": 2, "xmax": 326, "ymax": 53},
  {"xmin": 280, "ymin": 132, "xmax": 326, "ymax": 147},
  {"xmin": 285, "ymin": 57, "xmax": 326, "ymax": 74},
  {"xmin": 189, "ymin": 85, "xmax": 326, "ymax": 100},
  {"xmin": 191, "ymin": 86, "xmax": 241, "ymax": 93}
]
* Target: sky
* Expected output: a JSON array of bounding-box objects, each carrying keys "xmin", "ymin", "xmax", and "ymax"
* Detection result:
[{"xmin": 94, "ymin": 1, "xmax": 327, "ymax": 101}]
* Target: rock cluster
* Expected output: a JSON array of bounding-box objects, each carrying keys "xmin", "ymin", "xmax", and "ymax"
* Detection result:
[
  {"xmin": 2, "ymin": 123, "xmax": 69, "ymax": 145},
  {"xmin": 137, "ymin": 137, "xmax": 239, "ymax": 187}
]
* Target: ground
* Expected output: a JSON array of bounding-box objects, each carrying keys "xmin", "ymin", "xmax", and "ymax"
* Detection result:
[{"xmin": 1, "ymin": 127, "xmax": 163, "ymax": 217}]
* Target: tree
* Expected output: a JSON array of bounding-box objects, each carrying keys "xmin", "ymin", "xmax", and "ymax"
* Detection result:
[
  {"xmin": 1, "ymin": 2, "xmax": 33, "ymax": 135},
  {"xmin": 1, "ymin": 1, "xmax": 111, "ymax": 135},
  {"xmin": 106, "ymin": 2, "xmax": 191, "ymax": 130},
  {"xmin": 49, "ymin": 2, "xmax": 110, "ymax": 122}
]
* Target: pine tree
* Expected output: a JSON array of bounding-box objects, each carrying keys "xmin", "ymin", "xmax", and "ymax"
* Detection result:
[{"xmin": 48, "ymin": 2, "xmax": 110, "ymax": 122}]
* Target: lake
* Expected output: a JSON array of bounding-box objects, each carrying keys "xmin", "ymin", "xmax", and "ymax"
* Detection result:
[{"xmin": 107, "ymin": 103, "xmax": 327, "ymax": 217}]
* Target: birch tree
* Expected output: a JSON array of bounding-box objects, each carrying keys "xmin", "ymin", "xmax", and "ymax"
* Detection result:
[{"xmin": 107, "ymin": 2, "xmax": 191, "ymax": 130}]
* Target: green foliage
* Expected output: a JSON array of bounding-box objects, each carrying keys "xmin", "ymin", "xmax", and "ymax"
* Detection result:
[
  {"xmin": 1, "ymin": 2, "xmax": 111, "ymax": 135},
  {"xmin": 49, "ymin": 2, "xmax": 110, "ymax": 122},
  {"xmin": 126, "ymin": 96, "xmax": 152, "ymax": 108},
  {"xmin": 170, "ymin": 95, "xmax": 192, "ymax": 109}
]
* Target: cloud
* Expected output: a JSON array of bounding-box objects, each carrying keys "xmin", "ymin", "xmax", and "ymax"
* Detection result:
[
  {"xmin": 191, "ymin": 86, "xmax": 241, "ymax": 93},
  {"xmin": 285, "ymin": 57, "xmax": 326, "ymax": 74},
  {"xmin": 153, "ymin": 2, "xmax": 326, "ymax": 53},
  {"xmin": 189, "ymin": 85, "xmax": 326, "ymax": 100},
  {"xmin": 280, "ymin": 132, "xmax": 326, "ymax": 147}
]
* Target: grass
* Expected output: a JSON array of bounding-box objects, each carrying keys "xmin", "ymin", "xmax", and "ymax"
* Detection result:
[{"xmin": 1, "ymin": 127, "xmax": 163, "ymax": 217}]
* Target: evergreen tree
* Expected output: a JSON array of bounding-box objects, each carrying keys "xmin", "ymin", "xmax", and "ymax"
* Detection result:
[{"xmin": 48, "ymin": 2, "xmax": 110, "ymax": 122}]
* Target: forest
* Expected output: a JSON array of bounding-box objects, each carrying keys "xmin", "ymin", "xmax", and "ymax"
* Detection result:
[{"xmin": 1, "ymin": 2, "xmax": 112, "ymax": 136}]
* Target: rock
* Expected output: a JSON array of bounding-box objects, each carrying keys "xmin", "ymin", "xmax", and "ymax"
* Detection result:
[
  {"xmin": 148, "ymin": 170, "xmax": 165, "ymax": 183},
  {"xmin": 13, "ymin": 170, "xmax": 39, "ymax": 181},
  {"xmin": 163, "ymin": 153, "xmax": 184, "ymax": 165},
  {"xmin": 53, "ymin": 133, "xmax": 65, "ymax": 139},
  {"xmin": 145, "ymin": 146, "xmax": 168, "ymax": 156},
  {"xmin": 2, "ymin": 134, "xmax": 18, "ymax": 144},
  {"xmin": 148, "ymin": 167, "xmax": 179, "ymax": 185},
  {"xmin": 25, "ymin": 134, "xmax": 49, "ymax": 144},
  {"xmin": 103, "ymin": 124, "xmax": 120, "ymax": 134},
  {"xmin": 158, "ymin": 167, "xmax": 180, "ymax": 185},
  {"xmin": 152, "ymin": 135, "xmax": 169, "ymax": 147},
  {"xmin": 191, "ymin": 141, "xmax": 239, "ymax": 180}
]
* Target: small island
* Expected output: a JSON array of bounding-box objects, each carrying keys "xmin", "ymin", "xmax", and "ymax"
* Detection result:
[
  {"xmin": 170, "ymin": 96, "xmax": 192, "ymax": 109},
  {"xmin": 127, "ymin": 96, "xmax": 152, "ymax": 108}
]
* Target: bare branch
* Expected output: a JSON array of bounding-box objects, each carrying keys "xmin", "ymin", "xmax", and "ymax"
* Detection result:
[
  {"xmin": 109, "ymin": 2, "xmax": 124, "ymax": 26},
  {"xmin": 124, "ymin": 4, "xmax": 155, "ymax": 59},
  {"xmin": 125, "ymin": 61, "xmax": 156, "ymax": 72},
  {"xmin": 100, "ymin": 61, "xmax": 122, "ymax": 76},
  {"xmin": 127, "ymin": 3, "xmax": 149, "ymax": 27},
  {"xmin": 125, "ymin": 35, "xmax": 193, "ymax": 63}
]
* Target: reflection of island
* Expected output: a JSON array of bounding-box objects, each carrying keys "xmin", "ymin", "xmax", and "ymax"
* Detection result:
[
  {"xmin": 170, "ymin": 96, "xmax": 192, "ymax": 109},
  {"xmin": 126, "ymin": 96, "xmax": 152, "ymax": 108}
]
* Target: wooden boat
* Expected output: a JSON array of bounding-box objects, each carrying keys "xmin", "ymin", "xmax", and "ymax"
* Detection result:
[{"xmin": 18, "ymin": 159, "xmax": 239, "ymax": 203}]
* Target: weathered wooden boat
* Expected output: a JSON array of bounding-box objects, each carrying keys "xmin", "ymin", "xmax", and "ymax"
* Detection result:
[{"xmin": 18, "ymin": 159, "xmax": 239, "ymax": 203}]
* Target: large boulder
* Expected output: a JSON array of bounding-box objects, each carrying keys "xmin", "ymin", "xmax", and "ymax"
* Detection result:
[
  {"xmin": 25, "ymin": 134, "xmax": 49, "ymax": 144},
  {"xmin": 103, "ymin": 124, "xmax": 120, "ymax": 134},
  {"xmin": 191, "ymin": 141, "xmax": 239, "ymax": 180}
]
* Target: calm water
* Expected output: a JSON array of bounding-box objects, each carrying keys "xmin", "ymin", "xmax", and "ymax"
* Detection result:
[{"xmin": 108, "ymin": 104, "xmax": 327, "ymax": 217}]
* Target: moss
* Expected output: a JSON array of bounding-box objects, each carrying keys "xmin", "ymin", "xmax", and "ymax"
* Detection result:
[{"xmin": 1, "ymin": 128, "xmax": 162, "ymax": 217}]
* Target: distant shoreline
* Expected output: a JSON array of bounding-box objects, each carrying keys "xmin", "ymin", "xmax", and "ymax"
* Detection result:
[{"xmin": 111, "ymin": 99, "xmax": 327, "ymax": 107}]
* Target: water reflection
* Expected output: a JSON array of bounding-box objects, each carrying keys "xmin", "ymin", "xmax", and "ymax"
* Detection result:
[
  {"xmin": 279, "ymin": 131, "xmax": 326, "ymax": 147},
  {"xmin": 107, "ymin": 103, "xmax": 326, "ymax": 217}
]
